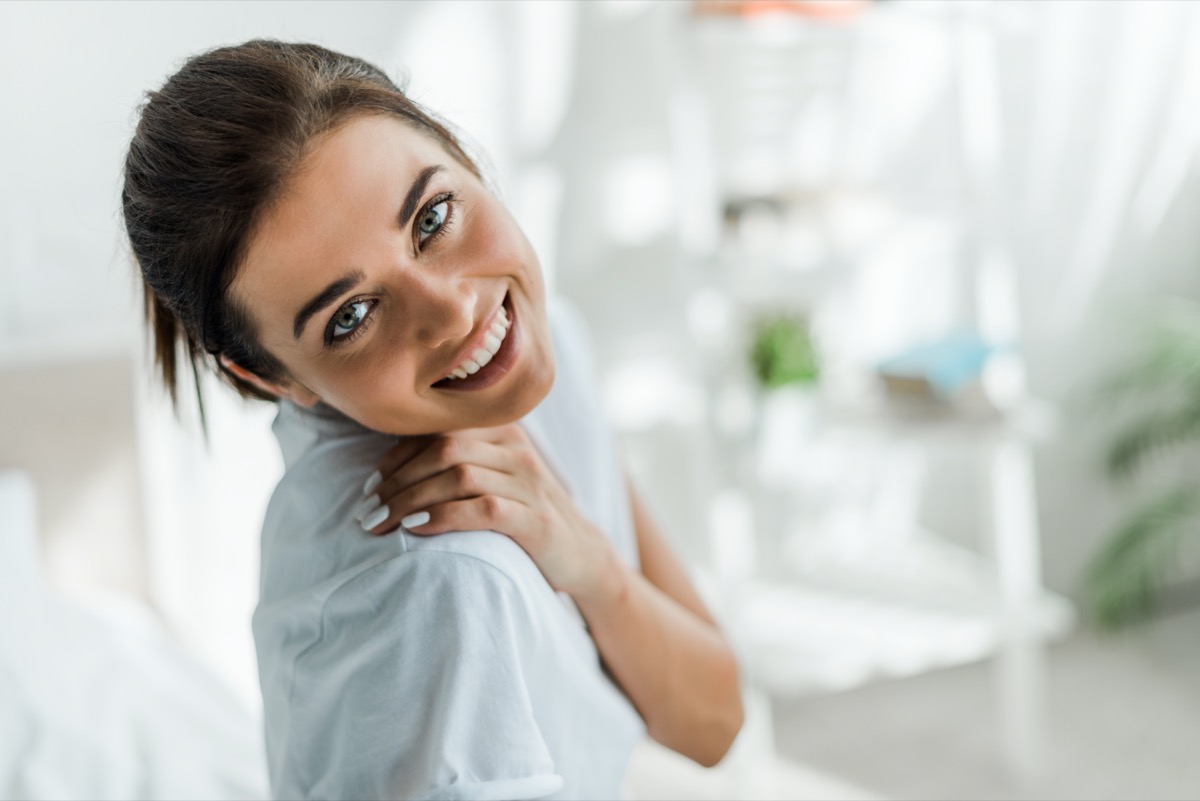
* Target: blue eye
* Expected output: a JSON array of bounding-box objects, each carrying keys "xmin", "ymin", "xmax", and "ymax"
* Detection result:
[
  {"xmin": 416, "ymin": 198, "xmax": 452, "ymax": 246},
  {"xmin": 327, "ymin": 299, "xmax": 376, "ymax": 346}
]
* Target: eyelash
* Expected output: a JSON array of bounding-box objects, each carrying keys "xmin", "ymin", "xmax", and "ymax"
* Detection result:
[
  {"xmin": 322, "ymin": 191, "xmax": 459, "ymax": 349},
  {"xmin": 416, "ymin": 191, "xmax": 457, "ymax": 250},
  {"xmin": 325, "ymin": 298, "xmax": 377, "ymax": 348}
]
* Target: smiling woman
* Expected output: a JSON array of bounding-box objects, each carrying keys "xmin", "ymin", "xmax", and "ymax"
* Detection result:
[
  {"xmin": 223, "ymin": 113, "xmax": 555, "ymax": 435},
  {"xmin": 122, "ymin": 40, "xmax": 742, "ymax": 800}
]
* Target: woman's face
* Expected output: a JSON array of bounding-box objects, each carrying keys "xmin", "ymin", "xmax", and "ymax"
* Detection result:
[{"xmin": 230, "ymin": 113, "xmax": 555, "ymax": 435}]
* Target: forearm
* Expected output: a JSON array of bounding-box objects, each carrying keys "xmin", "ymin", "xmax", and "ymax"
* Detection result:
[{"xmin": 573, "ymin": 543, "xmax": 744, "ymax": 767}]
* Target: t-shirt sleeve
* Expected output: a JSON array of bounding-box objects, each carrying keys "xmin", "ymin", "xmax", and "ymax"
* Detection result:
[{"xmin": 280, "ymin": 548, "xmax": 564, "ymax": 801}]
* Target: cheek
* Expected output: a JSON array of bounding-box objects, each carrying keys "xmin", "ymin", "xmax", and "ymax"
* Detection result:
[
  {"xmin": 469, "ymin": 202, "xmax": 540, "ymax": 273},
  {"xmin": 305, "ymin": 346, "xmax": 407, "ymax": 409}
]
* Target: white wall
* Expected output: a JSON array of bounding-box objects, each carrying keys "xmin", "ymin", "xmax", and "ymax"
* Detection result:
[{"xmin": 0, "ymin": 0, "xmax": 423, "ymax": 367}]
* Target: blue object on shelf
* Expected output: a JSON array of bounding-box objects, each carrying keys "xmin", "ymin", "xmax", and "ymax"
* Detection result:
[{"xmin": 877, "ymin": 332, "xmax": 1004, "ymax": 400}]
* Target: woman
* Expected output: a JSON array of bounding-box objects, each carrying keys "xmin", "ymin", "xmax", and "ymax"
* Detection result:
[{"xmin": 123, "ymin": 40, "xmax": 743, "ymax": 800}]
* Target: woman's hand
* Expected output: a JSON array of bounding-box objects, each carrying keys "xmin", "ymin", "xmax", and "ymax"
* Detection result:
[{"xmin": 354, "ymin": 425, "xmax": 618, "ymax": 602}]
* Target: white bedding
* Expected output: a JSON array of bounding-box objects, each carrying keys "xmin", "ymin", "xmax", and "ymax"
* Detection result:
[{"xmin": 1, "ymin": 470, "xmax": 268, "ymax": 801}]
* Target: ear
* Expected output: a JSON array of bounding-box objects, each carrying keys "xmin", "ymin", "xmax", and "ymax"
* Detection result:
[{"xmin": 218, "ymin": 355, "xmax": 321, "ymax": 408}]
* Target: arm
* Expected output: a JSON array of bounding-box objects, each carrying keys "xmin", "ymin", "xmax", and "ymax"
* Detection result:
[
  {"xmin": 360, "ymin": 429, "xmax": 745, "ymax": 767},
  {"xmin": 572, "ymin": 475, "xmax": 744, "ymax": 767}
]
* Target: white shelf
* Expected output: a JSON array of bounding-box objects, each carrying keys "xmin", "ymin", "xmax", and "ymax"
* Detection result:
[{"xmin": 723, "ymin": 531, "xmax": 1075, "ymax": 697}]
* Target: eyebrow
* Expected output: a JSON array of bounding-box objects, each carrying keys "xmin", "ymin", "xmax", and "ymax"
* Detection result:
[
  {"xmin": 399, "ymin": 164, "xmax": 445, "ymax": 229},
  {"xmin": 291, "ymin": 164, "xmax": 447, "ymax": 341},
  {"xmin": 293, "ymin": 270, "xmax": 365, "ymax": 340}
]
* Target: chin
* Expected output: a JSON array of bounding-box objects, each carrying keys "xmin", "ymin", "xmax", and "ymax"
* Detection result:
[{"xmin": 470, "ymin": 353, "xmax": 555, "ymax": 432}]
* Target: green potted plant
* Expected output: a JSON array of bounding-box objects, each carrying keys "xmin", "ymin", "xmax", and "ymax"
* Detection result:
[
  {"xmin": 745, "ymin": 311, "xmax": 822, "ymax": 569},
  {"xmin": 749, "ymin": 312, "xmax": 820, "ymax": 390},
  {"xmin": 1084, "ymin": 299, "xmax": 1200, "ymax": 630}
]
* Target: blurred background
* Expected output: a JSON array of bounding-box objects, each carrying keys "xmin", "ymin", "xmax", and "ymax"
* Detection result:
[{"xmin": 2, "ymin": 1, "xmax": 1199, "ymax": 799}]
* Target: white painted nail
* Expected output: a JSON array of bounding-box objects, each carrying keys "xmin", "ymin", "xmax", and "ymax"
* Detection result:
[
  {"xmin": 362, "ymin": 505, "xmax": 389, "ymax": 531},
  {"xmin": 363, "ymin": 470, "xmax": 382, "ymax": 496},
  {"xmin": 355, "ymin": 494, "xmax": 381, "ymax": 522},
  {"xmin": 401, "ymin": 511, "xmax": 431, "ymax": 529}
]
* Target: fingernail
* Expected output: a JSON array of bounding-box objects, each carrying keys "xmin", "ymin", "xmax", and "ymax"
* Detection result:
[
  {"xmin": 354, "ymin": 494, "xmax": 381, "ymax": 522},
  {"xmin": 401, "ymin": 511, "xmax": 430, "ymax": 529},
  {"xmin": 362, "ymin": 470, "xmax": 382, "ymax": 496},
  {"xmin": 362, "ymin": 505, "xmax": 389, "ymax": 531}
]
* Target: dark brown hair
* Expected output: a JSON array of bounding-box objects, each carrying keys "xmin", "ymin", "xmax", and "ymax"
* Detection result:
[{"xmin": 122, "ymin": 39, "xmax": 481, "ymax": 414}]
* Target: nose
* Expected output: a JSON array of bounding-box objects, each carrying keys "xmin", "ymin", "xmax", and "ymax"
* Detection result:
[{"xmin": 404, "ymin": 273, "xmax": 477, "ymax": 350}]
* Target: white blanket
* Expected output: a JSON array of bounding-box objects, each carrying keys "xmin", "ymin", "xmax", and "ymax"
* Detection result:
[{"xmin": 0, "ymin": 470, "xmax": 268, "ymax": 801}]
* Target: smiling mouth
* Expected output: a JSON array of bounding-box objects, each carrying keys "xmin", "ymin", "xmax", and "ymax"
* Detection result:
[{"xmin": 431, "ymin": 293, "xmax": 518, "ymax": 391}]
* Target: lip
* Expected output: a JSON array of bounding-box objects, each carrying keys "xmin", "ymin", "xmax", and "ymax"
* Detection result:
[{"xmin": 432, "ymin": 292, "xmax": 518, "ymax": 391}]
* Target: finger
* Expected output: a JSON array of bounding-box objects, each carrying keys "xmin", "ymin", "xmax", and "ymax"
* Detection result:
[
  {"xmin": 363, "ymin": 463, "xmax": 528, "ymax": 535},
  {"xmin": 398, "ymin": 494, "xmax": 534, "ymax": 540},
  {"xmin": 364, "ymin": 435, "xmax": 435, "ymax": 495},
  {"xmin": 357, "ymin": 436, "xmax": 515, "ymax": 523},
  {"xmin": 373, "ymin": 436, "xmax": 522, "ymax": 504}
]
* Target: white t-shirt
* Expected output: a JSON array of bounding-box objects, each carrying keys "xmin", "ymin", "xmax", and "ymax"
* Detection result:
[{"xmin": 252, "ymin": 296, "xmax": 646, "ymax": 800}]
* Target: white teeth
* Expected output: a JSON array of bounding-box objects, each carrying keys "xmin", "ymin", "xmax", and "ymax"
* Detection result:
[
  {"xmin": 441, "ymin": 302, "xmax": 513, "ymax": 381},
  {"xmin": 472, "ymin": 348, "xmax": 493, "ymax": 368}
]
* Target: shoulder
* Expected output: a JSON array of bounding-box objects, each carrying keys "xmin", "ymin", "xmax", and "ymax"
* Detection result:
[
  {"xmin": 535, "ymin": 294, "xmax": 608, "ymax": 435},
  {"xmin": 326, "ymin": 530, "xmax": 559, "ymax": 630},
  {"xmin": 255, "ymin": 407, "xmax": 391, "ymax": 604},
  {"xmin": 253, "ymin": 407, "xmax": 568, "ymax": 657},
  {"xmin": 255, "ymin": 534, "xmax": 571, "ymax": 800},
  {"xmin": 547, "ymin": 293, "xmax": 589, "ymax": 345},
  {"xmin": 289, "ymin": 536, "xmax": 555, "ymax": 662},
  {"xmin": 255, "ymin": 477, "xmax": 559, "ymax": 647},
  {"xmin": 252, "ymin": 524, "xmax": 567, "ymax": 784},
  {"xmin": 546, "ymin": 293, "xmax": 598, "ymax": 382}
]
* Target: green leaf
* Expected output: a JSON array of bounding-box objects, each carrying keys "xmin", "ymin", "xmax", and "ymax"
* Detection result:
[
  {"xmin": 1091, "ymin": 300, "xmax": 1200, "ymax": 411},
  {"xmin": 1082, "ymin": 487, "xmax": 1200, "ymax": 631},
  {"xmin": 1105, "ymin": 403, "xmax": 1200, "ymax": 481}
]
